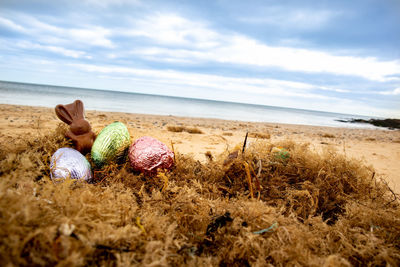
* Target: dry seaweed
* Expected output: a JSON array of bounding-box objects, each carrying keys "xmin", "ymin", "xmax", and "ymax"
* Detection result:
[
  {"xmin": 322, "ymin": 133, "xmax": 336, "ymax": 138},
  {"xmin": 0, "ymin": 125, "xmax": 399, "ymax": 266},
  {"xmin": 205, "ymin": 212, "xmax": 233, "ymax": 236},
  {"xmin": 249, "ymin": 132, "xmax": 271, "ymax": 139},
  {"xmin": 167, "ymin": 126, "xmax": 204, "ymax": 134}
]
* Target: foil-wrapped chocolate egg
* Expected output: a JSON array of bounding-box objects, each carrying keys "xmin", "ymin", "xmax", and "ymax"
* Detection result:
[
  {"xmin": 50, "ymin": 147, "xmax": 92, "ymax": 181},
  {"xmin": 129, "ymin": 136, "xmax": 174, "ymax": 174},
  {"xmin": 91, "ymin": 121, "xmax": 130, "ymax": 168}
]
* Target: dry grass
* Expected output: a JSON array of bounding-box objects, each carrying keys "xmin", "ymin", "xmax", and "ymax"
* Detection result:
[
  {"xmin": 167, "ymin": 125, "xmax": 203, "ymax": 134},
  {"xmin": 222, "ymin": 132, "xmax": 233, "ymax": 136},
  {"xmin": 185, "ymin": 127, "xmax": 203, "ymax": 134},
  {"xmin": 166, "ymin": 125, "xmax": 185, "ymax": 132},
  {"xmin": 248, "ymin": 132, "xmax": 270, "ymax": 139},
  {"xmin": 0, "ymin": 125, "xmax": 399, "ymax": 266},
  {"xmin": 322, "ymin": 133, "xmax": 336, "ymax": 138}
]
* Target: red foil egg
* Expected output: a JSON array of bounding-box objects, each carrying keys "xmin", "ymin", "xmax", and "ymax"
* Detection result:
[{"xmin": 129, "ymin": 136, "xmax": 174, "ymax": 173}]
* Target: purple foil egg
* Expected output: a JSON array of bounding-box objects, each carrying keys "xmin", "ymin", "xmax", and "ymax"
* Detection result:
[
  {"xmin": 50, "ymin": 147, "xmax": 92, "ymax": 182},
  {"xmin": 129, "ymin": 136, "xmax": 174, "ymax": 174}
]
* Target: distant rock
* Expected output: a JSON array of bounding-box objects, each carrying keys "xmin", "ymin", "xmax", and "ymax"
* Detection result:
[{"xmin": 336, "ymin": 118, "xmax": 400, "ymax": 130}]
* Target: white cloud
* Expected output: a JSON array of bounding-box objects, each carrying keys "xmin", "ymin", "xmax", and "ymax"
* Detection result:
[
  {"xmin": 125, "ymin": 14, "xmax": 400, "ymax": 82},
  {"xmin": 68, "ymin": 28, "xmax": 113, "ymax": 48},
  {"xmin": 239, "ymin": 8, "xmax": 339, "ymax": 30},
  {"xmin": 379, "ymin": 88, "xmax": 400, "ymax": 95},
  {"xmin": 23, "ymin": 15, "xmax": 61, "ymax": 33},
  {"xmin": 1, "ymin": 14, "xmax": 113, "ymax": 48},
  {"xmin": 4, "ymin": 12, "xmax": 399, "ymax": 82},
  {"xmin": 0, "ymin": 16, "xmax": 27, "ymax": 33},
  {"xmin": 217, "ymin": 36, "xmax": 400, "ymax": 82},
  {"xmin": 318, "ymin": 86, "xmax": 350, "ymax": 93},
  {"xmin": 17, "ymin": 41, "xmax": 90, "ymax": 59},
  {"xmin": 129, "ymin": 47, "xmax": 208, "ymax": 63},
  {"xmin": 70, "ymin": 62, "xmax": 333, "ymax": 100},
  {"xmin": 124, "ymin": 14, "xmax": 220, "ymax": 49},
  {"xmin": 83, "ymin": 0, "xmax": 140, "ymax": 8}
]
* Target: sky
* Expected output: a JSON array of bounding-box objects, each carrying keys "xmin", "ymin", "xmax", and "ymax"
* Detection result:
[{"xmin": 0, "ymin": 0, "xmax": 399, "ymax": 117}]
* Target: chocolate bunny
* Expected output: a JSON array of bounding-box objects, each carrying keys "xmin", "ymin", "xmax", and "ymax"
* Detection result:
[{"xmin": 55, "ymin": 100, "xmax": 96, "ymax": 154}]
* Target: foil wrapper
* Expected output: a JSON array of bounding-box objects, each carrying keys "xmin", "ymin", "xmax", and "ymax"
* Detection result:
[
  {"xmin": 50, "ymin": 147, "xmax": 92, "ymax": 181},
  {"xmin": 91, "ymin": 121, "xmax": 131, "ymax": 168},
  {"xmin": 129, "ymin": 136, "xmax": 174, "ymax": 173}
]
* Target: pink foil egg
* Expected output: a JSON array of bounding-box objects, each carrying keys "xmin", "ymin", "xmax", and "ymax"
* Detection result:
[{"xmin": 129, "ymin": 136, "xmax": 174, "ymax": 174}]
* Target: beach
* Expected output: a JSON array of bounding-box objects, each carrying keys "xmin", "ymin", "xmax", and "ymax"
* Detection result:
[
  {"xmin": 1, "ymin": 103, "xmax": 399, "ymax": 192},
  {"xmin": 2, "ymin": 103, "xmax": 400, "ymax": 265}
]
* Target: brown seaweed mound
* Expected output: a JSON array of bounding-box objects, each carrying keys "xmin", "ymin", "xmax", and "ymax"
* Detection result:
[{"xmin": 0, "ymin": 125, "xmax": 399, "ymax": 266}]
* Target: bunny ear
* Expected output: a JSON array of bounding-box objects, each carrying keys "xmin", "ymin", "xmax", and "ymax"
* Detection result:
[
  {"xmin": 55, "ymin": 105, "xmax": 73, "ymax": 125},
  {"xmin": 73, "ymin": 100, "xmax": 85, "ymax": 119}
]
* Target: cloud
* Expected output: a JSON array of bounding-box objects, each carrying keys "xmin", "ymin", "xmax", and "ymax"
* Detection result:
[
  {"xmin": 70, "ymin": 62, "xmax": 335, "ymax": 100},
  {"xmin": 123, "ymin": 14, "xmax": 220, "ymax": 49},
  {"xmin": 238, "ymin": 8, "xmax": 340, "ymax": 30},
  {"xmin": 68, "ymin": 28, "xmax": 113, "ymax": 48},
  {"xmin": 3, "ymin": 12, "xmax": 399, "ymax": 82},
  {"xmin": 17, "ymin": 41, "xmax": 90, "ymax": 59},
  {"xmin": 124, "ymin": 14, "xmax": 400, "ymax": 82},
  {"xmin": 83, "ymin": 0, "xmax": 140, "ymax": 8},
  {"xmin": 318, "ymin": 86, "xmax": 350, "ymax": 93},
  {"xmin": 216, "ymin": 36, "xmax": 400, "ymax": 82},
  {"xmin": 0, "ymin": 14, "xmax": 113, "ymax": 48},
  {"xmin": 379, "ymin": 88, "xmax": 400, "ymax": 95},
  {"xmin": 0, "ymin": 17, "xmax": 27, "ymax": 33}
]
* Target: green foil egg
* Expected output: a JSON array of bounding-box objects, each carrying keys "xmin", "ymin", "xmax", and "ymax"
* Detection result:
[{"xmin": 91, "ymin": 121, "xmax": 131, "ymax": 168}]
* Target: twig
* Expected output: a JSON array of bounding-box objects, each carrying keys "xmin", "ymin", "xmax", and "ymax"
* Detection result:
[
  {"xmin": 95, "ymin": 244, "xmax": 135, "ymax": 253},
  {"xmin": 382, "ymin": 179, "xmax": 399, "ymax": 206},
  {"xmin": 136, "ymin": 217, "xmax": 146, "ymax": 234},
  {"xmin": 93, "ymin": 170, "xmax": 109, "ymax": 184},
  {"xmin": 249, "ymin": 162, "xmax": 261, "ymax": 191},
  {"xmin": 171, "ymin": 141, "xmax": 176, "ymax": 163},
  {"xmin": 243, "ymin": 162, "xmax": 254, "ymax": 199},
  {"xmin": 158, "ymin": 171, "xmax": 169, "ymax": 192},
  {"xmin": 257, "ymin": 159, "xmax": 262, "ymax": 177},
  {"xmin": 249, "ymin": 163, "xmax": 257, "ymax": 177},
  {"xmin": 242, "ymin": 132, "xmax": 248, "ymax": 155},
  {"xmin": 138, "ymin": 183, "xmax": 145, "ymax": 196},
  {"xmin": 372, "ymin": 172, "xmax": 377, "ymax": 188}
]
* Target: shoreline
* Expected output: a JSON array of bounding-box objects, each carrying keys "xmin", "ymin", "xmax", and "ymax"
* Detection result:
[
  {"xmin": 0, "ymin": 102, "xmax": 387, "ymax": 130},
  {"xmin": 1, "ymin": 103, "xmax": 400, "ymax": 192},
  {"xmin": 0, "ymin": 80, "xmax": 384, "ymax": 129}
]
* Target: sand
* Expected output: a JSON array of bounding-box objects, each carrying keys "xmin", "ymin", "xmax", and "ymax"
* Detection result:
[{"xmin": 1, "ymin": 103, "xmax": 400, "ymax": 193}]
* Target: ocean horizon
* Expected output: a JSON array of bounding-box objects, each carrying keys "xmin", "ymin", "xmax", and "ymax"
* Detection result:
[{"xmin": 0, "ymin": 80, "xmax": 377, "ymax": 129}]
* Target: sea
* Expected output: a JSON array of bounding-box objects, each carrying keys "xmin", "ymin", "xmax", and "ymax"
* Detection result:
[{"xmin": 0, "ymin": 80, "xmax": 377, "ymax": 129}]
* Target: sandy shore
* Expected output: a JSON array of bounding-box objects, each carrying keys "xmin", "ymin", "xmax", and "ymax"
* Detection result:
[{"xmin": 1, "ymin": 104, "xmax": 400, "ymax": 192}]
